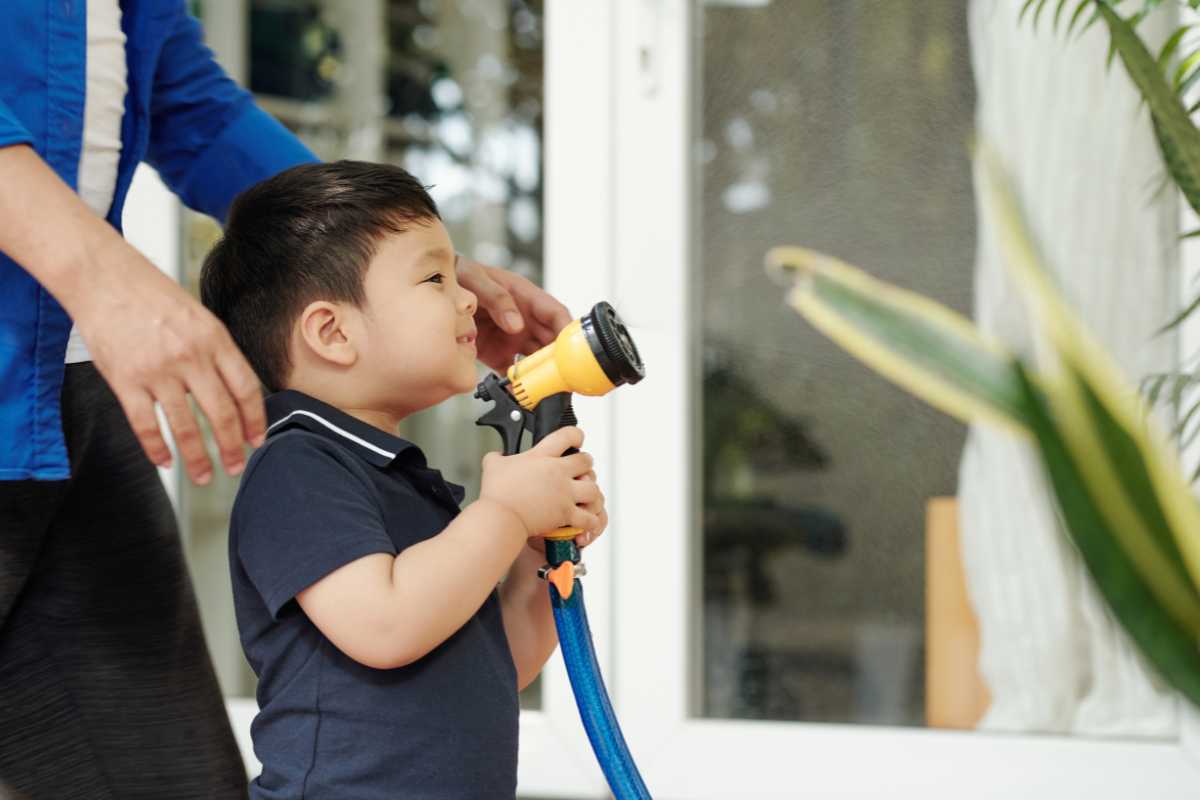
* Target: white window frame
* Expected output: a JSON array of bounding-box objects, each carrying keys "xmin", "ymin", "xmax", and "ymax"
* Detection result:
[{"xmin": 588, "ymin": 0, "xmax": 1200, "ymax": 796}]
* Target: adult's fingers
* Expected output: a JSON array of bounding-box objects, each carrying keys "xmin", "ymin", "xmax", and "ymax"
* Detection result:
[
  {"xmin": 524, "ymin": 285, "xmax": 572, "ymax": 335},
  {"xmin": 114, "ymin": 387, "xmax": 172, "ymax": 468},
  {"xmin": 457, "ymin": 256, "xmax": 524, "ymax": 334},
  {"xmin": 187, "ymin": 359, "xmax": 249, "ymax": 476},
  {"xmin": 154, "ymin": 380, "xmax": 215, "ymax": 484},
  {"xmin": 213, "ymin": 340, "xmax": 266, "ymax": 447},
  {"xmin": 526, "ymin": 318, "xmax": 559, "ymax": 349}
]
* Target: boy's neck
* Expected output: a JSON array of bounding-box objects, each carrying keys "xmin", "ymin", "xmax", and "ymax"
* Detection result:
[
  {"xmin": 283, "ymin": 377, "xmax": 409, "ymax": 436},
  {"xmin": 339, "ymin": 405, "xmax": 403, "ymax": 435}
]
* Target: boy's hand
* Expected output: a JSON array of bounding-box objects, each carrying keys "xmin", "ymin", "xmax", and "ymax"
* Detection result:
[
  {"xmin": 522, "ymin": 468, "xmax": 608, "ymax": 555},
  {"xmin": 480, "ymin": 426, "xmax": 602, "ymax": 538}
]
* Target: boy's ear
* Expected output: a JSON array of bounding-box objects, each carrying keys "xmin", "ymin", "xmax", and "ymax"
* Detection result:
[{"xmin": 297, "ymin": 300, "xmax": 359, "ymax": 368}]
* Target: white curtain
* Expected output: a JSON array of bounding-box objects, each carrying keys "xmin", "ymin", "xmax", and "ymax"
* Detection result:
[{"xmin": 961, "ymin": 0, "xmax": 1182, "ymax": 736}]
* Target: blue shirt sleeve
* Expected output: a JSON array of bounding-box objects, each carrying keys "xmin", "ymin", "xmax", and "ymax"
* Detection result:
[
  {"xmin": 233, "ymin": 433, "xmax": 397, "ymax": 619},
  {"xmin": 145, "ymin": 7, "xmax": 319, "ymax": 223},
  {"xmin": 0, "ymin": 97, "xmax": 33, "ymax": 150}
]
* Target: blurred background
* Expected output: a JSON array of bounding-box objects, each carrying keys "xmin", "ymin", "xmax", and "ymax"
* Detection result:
[{"xmin": 117, "ymin": 1, "xmax": 1200, "ymax": 796}]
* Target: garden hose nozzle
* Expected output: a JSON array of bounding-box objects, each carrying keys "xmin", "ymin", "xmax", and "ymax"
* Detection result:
[
  {"xmin": 475, "ymin": 302, "xmax": 645, "ymax": 575},
  {"xmin": 476, "ymin": 302, "xmax": 653, "ymax": 800}
]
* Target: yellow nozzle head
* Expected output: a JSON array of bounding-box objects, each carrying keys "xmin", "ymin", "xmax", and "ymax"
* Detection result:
[{"xmin": 506, "ymin": 301, "xmax": 645, "ymax": 411}]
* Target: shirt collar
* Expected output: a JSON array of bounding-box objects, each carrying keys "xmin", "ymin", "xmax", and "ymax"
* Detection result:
[{"xmin": 265, "ymin": 390, "xmax": 419, "ymax": 469}]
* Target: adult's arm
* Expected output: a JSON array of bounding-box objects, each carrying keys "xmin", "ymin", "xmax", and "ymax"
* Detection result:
[
  {"xmin": 144, "ymin": 7, "xmax": 317, "ymax": 222},
  {"xmin": 0, "ymin": 144, "xmax": 264, "ymax": 483}
]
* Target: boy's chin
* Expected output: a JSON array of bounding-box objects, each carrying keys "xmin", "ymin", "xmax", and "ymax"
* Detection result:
[{"xmin": 454, "ymin": 368, "xmax": 481, "ymax": 395}]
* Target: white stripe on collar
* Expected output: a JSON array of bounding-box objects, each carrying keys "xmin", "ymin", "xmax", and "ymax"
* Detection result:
[{"xmin": 267, "ymin": 409, "xmax": 397, "ymax": 460}]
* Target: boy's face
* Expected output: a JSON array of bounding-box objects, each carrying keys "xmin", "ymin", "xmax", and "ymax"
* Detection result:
[{"xmin": 354, "ymin": 218, "xmax": 479, "ymax": 415}]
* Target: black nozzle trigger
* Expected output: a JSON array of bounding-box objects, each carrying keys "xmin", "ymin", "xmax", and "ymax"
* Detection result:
[{"xmin": 474, "ymin": 373, "xmax": 532, "ymax": 456}]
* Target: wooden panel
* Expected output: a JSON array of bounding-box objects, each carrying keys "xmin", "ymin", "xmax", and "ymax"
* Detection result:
[{"xmin": 925, "ymin": 496, "xmax": 990, "ymax": 729}]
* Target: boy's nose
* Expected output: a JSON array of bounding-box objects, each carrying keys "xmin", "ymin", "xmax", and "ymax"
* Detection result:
[{"xmin": 459, "ymin": 287, "xmax": 478, "ymax": 316}]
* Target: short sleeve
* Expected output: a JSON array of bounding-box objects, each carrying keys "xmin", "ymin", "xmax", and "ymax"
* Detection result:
[{"xmin": 233, "ymin": 433, "xmax": 396, "ymax": 618}]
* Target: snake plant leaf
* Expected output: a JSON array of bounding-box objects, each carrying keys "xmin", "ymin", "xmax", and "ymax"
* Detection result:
[
  {"xmin": 1093, "ymin": 0, "xmax": 1200, "ymax": 217},
  {"xmin": 1053, "ymin": 366, "xmax": 1200, "ymax": 633},
  {"xmin": 978, "ymin": 142, "xmax": 1200, "ymax": 603},
  {"xmin": 764, "ymin": 247, "xmax": 1032, "ymax": 433},
  {"xmin": 1015, "ymin": 365, "xmax": 1200, "ymax": 707}
]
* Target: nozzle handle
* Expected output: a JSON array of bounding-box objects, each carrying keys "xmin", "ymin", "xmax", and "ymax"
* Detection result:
[
  {"xmin": 531, "ymin": 392, "xmax": 578, "ymax": 451},
  {"xmin": 534, "ymin": 393, "xmax": 585, "ymax": 565}
]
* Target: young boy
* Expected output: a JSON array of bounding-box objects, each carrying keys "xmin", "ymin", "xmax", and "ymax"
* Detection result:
[{"xmin": 200, "ymin": 160, "xmax": 607, "ymax": 799}]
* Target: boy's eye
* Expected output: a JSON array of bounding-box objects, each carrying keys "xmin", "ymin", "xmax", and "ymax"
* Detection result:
[{"xmin": 424, "ymin": 272, "xmax": 445, "ymax": 285}]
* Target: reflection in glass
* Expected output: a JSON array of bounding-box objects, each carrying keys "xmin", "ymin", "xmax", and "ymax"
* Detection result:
[
  {"xmin": 181, "ymin": 0, "xmax": 545, "ymax": 710},
  {"xmin": 697, "ymin": 1, "xmax": 976, "ymax": 726}
]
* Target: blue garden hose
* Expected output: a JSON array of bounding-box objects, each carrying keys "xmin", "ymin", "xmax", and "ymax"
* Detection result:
[{"xmin": 550, "ymin": 579, "xmax": 652, "ymax": 800}]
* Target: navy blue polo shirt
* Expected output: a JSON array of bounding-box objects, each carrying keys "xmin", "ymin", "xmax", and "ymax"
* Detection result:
[{"xmin": 229, "ymin": 390, "xmax": 518, "ymax": 799}]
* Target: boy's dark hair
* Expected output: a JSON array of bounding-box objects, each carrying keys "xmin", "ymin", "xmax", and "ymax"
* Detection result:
[{"xmin": 200, "ymin": 160, "xmax": 440, "ymax": 392}]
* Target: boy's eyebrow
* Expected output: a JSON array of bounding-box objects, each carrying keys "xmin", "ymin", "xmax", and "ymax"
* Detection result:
[{"xmin": 412, "ymin": 247, "xmax": 455, "ymax": 271}]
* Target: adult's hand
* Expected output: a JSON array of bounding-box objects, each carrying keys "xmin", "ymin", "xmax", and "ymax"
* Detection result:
[
  {"xmin": 455, "ymin": 256, "xmax": 573, "ymax": 372},
  {"xmin": 0, "ymin": 144, "xmax": 263, "ymax": 485},
  {"xmin": 73, "ymin": 241, "xmax": 265, "ymax": 484}
]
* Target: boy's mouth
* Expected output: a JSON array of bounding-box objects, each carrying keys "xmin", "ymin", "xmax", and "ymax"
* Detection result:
[{"xmin": 456, "ymin": 330, "xmax": 477, "ymax": 346}]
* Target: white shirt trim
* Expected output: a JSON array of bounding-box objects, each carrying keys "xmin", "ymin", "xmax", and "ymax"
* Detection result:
[{"xmin": 267, "ymin": 410, "xmax": 397, "ymax": 460}]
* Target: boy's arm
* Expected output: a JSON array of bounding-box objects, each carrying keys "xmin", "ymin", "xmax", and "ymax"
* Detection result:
[
  {"xmin": 296, "ymin": 498, "xmax": 529, "ymax": 670},
  {"xmin": 499, "ymin": 546, "xmax": 559, "ymax": 690}
]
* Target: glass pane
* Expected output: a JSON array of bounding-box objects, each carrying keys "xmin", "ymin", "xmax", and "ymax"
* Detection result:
[
  {"xmin": 182, "ymin": 0, "xmax": 545, "ymax": 711},
  {"xmin": 696, "ymin": 0, "xmax": 975, "ymax": 726}
]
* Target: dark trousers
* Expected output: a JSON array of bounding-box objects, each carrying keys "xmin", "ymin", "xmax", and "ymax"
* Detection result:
[{"xmin": 0, "ymin": 363, "xmax": 247, "ymax": 799}]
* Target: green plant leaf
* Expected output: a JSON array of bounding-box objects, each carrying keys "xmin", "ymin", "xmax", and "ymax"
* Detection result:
[
  {"xmin": 1052, "ymin": 366, "xmax": 1200, "ymax": 632},
  {"xmin": 978, "ymin": 141, "xmax": 1200, "ymax": 601},
  {"xmin": 1093, "ymin": 0, "xmax": 1200, "ymax": 216},
  {"xmin": 764, "ymin": 247, "xmax": 1033, "ymax": 432},
  {"xmin": 1157, "ymin": 288, "xmax": 1200, "ymax": 333},
  {"xmin": 1015, "ymin": 364, "xmax": 1200, "ymax": 708},
  {"xmin": 1157, "ymin": 23, "xmax": 1191, "ymax": 69}
]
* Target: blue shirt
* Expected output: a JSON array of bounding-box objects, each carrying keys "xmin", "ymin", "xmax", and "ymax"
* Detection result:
[
  {"xmin": 231, "ymin": 390, "xmax": 519, "ymax": 800},
  {"xmin": 0, "ymin": 1, "xmax": 318, "ymax": 479}
]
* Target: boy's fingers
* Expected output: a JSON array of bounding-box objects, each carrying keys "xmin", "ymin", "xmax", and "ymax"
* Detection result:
[
  {"xmin": 571, "ymin": 479, "xmax": 600, "ymax": 506},
  {"xmin": 568, "ymin": 506, "xmax": 601, "ymax": 533},
  {"xmin": 559, "ymin": 452, "xmax": 593, "ymax": 477},
  {"xmin": 533, "ymin": 425, "xmax": 584, "ymax": 454},
  {"xmin": 576, "ymin": 509, "xmax": 609, "ymax": 546}
]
